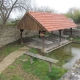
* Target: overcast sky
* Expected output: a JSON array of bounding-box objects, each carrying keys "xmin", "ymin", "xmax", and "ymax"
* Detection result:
[
  {"xmin": 35, "ymin": 0, "xmax": 80, "ymax": 13},
  {"xmin": 10, "ymin": 0, "xmax": 80, "ymax": 19}
]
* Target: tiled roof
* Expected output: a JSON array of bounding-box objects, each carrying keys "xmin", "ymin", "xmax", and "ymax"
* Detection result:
[{"xmin": 28, "ymin": 12, "xmax": 77, "ymax": 31}]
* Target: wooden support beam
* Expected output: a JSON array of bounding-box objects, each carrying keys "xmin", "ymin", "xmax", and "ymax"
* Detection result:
[
  {"xmin": 48, "ymin": 62, "xmax": 52, "ymax": 72},
  {"xmin": 39, "ymin": 31, "xmax": 46, "ymax": 51},
  {"xmin": 20, "ymin": 29, "xmax": 24, "ymax": 44},
  {"xmin": 39, "ymin": 30, "xmax": 41, "ymax": 38},
  {"xmin": 42, "ymin": 36, "xmax": 45, "ymax": 50},
  {"xmin": 30, "ymin": 56, "xmax": 33, "ymax": 64},
  {"xmin": 70, "ymin": 28, "xmax": 72, "ymax": 38},
  {"xmin": 59, "ymin": 30, "xmax": 62, "ymax": 42}
]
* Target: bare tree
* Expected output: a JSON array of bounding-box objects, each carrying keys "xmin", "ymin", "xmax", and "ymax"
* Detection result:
[{"xmin": 0, "ymin": 0, "xmax": 31, "ymax": 26}]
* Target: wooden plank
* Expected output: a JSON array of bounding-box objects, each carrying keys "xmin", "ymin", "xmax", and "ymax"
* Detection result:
[{"xmin": 24, "ymin": 52, "xmax": 58, "ymax": 63}]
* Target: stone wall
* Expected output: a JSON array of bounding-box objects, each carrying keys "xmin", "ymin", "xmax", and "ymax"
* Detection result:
[
  {"xmin": 0, "ymin": 26, "xmax": 38, "ymax": 48},
  {"xmin": 52, "ymin": 30, "xmax": 64, "ymax": 36},
  {"xmin": 53, "ymin": 28, "xmax": 80, "ymax": 38},
  {"xmin": 1, "ymin": 26, "xmax": 79, "ymax": 48},
  {"xmin": 63, "ymin": 28, "xmax": 80, "ymax": 37}
]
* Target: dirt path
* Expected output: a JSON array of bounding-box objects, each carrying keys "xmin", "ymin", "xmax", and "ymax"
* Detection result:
[{"xmin": 0, "ymin": 46, "xmax": 29, "ymax": 74}]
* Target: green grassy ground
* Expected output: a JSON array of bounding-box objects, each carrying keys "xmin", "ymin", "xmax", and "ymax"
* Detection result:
[
  {"xmin": 23, "ymin": 58, "xmax": 67, "ymax": 80},
  {"xmin": 0, "ymin": 40, "xmax": 69, "ymax": 80},
  {"xmin": 0, "ymin": 54, "xmax": 67, "ymax": 80},
  {"xmin": 29, "ymin": 47, "xmax": 72, "ymax": 66},
  {"xmin": 29, "ymin": 48, "xmax": 39, "ymax": 54},
  {"xmin": 73, "ymin": 37, "xmax": 80, "ymax": 42},
  {"xmin": 0, "ymin": 42, "xmax": 24, "ymax": 62}
]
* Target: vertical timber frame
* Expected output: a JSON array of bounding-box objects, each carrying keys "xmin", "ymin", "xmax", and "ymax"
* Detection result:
[
  {"xmin": 20, "ymin": 29, "xmax": 24, "ymax": 44},
  {"xmin": 59, "ymin": 29, "xmax": 62, "ymax": 42},
  {"xmin": 70, "ymin": 28, "xmax": 72, "ymax": 38},
  {"xmin": 39, "ymin": 30, "xmax": 41, "ymax": 38},
  {"xmin": 42, "ymin": 36, "xmax": 45, "ymax": 50},
  {"xmin": 39, "ymin": 30, "xmax": 46, "ymax": 51},
  {"xmin": 42, "ymin": 31, "xmax": 46, "ymax": 51}
]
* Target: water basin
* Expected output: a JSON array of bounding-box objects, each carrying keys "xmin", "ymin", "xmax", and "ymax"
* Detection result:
[{"xmin": 47, "ymin": 43, "xmax": 80, "ymax": 69}]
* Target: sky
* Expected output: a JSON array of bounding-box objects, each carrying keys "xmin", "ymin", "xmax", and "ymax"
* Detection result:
[
  {"xmin": 10, "ymin": 0, "xmax": 80, "ymax": 19},
  {"xmin": 35, "ymin": 0, "xmax": 80, "ymax": 13}
]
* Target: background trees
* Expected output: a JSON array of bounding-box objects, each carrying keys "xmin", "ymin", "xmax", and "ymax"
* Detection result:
[
  {"xmin": 0, "ymin": 0, "xmax": 31, "ymax": 26},
  {"xmin": 65, "ymin": 8, "xmax": 80, "ymax": 24},
  {"xmin": 1, "ymin": 0, "xmax": 80, "ymax": 26},
  {"xmin": 0, "ymin": 0, "xmax": 56, "ymax": 26}
]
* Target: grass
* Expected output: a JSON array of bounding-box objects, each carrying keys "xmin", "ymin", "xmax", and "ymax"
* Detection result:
[
  {"xmin": 29, "ymin": 48, "xmax": 39, "ymax": 54},
  {"xmin": 27, "ymin": 48, "xmax": 67, "ymax": 79},
  {"xmin": 0, "ymin": 35, "xmax": 80, "ymax": 80},
  {"xmin": 0, "ymin": 55, "xmax": 39, "ymax": 80},
  {"xmin": 11, "ymin": 75, "xmax": 23, "ymax": 80},
  {"xmin": 23, "ymin": 58, "xmax": 67, "ymax": 80},
  {"xmin": 0, "ymin": 38, "xmax": 68, "ymax": 80},
  {"xmin": 0, "ymin": 53, "xmax": 67, "ymax": 80},
  {"xmin": 8, "ymin": 65, "xmax": 15, "ymax": 69},
  {"xmin": 66, "ymin": 36, "xmax": 80, "ymax": 42},
  {"xmin": 73, "ymin": 37, "xmax": 80, "ymax": 42},
  {"xmin": 0, "ymin": 44, "xmax": 23, "ymax": 56},
  {"xmin": 0, "ymin": 74, "xmax": 24, "ymax": 80},
  {"xmin": 0, "ymin": 41, "xmax": 24, "ymax": 62},
  {"xmin": 28, "ymin": 47, "xmax": 72, "ymax": 66},
  {"xmin": 0, "ymin": 45, "xmax": 67, "ymax": 80}
]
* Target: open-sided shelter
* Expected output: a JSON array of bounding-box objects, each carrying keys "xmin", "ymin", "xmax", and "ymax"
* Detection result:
[{"xmin": 18, "ymin": 12, "xmax": 77, "ymax": 44}]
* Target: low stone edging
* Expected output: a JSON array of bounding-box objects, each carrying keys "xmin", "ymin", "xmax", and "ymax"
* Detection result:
[{"xmin": 60, "ymin": 59, "xmax": 80, "ymax": 80}]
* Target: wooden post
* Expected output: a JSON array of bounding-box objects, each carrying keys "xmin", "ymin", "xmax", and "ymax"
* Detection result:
[
  {"xmin": 20, "ymin": 29, "xmax": 24, "ymax": 44},
  {"xmin": 42, "ymin": 36, "xmax": 45, "ymax": 50},
  {"xmin": 48, "ymin": 62, "xmax": 52, "ymax": 72},
  {"xmin": 59, "ymin": 30, "xmax": 62, "ymax": 42},
  {"xmin": 70, "ymin": 28, "xmax": 72, "ymax": 38},
  {"xmin": 30, "ymin": 56, "xmax": 33, "ymax": 64},
  {"xmin": 40, "ymin": 31, "xmax": 45, "ymax": 51},
  {"xmin": 51, "ymin": 31, "xmax": 53, "ymax": 34},
  {"xmin": 39, "ymin": 30, "xmax": 41, "ymax": 38}
]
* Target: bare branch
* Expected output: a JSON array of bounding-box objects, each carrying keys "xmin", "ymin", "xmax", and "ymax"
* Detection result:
[{"xmin": 0, "ymin": 0, "xmax": 32, "ymax": 26}]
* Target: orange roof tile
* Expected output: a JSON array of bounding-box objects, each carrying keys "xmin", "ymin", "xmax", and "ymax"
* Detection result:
[{"xmin": 28, "ymin": 12, "xmax": 77, "ymax": 31}]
